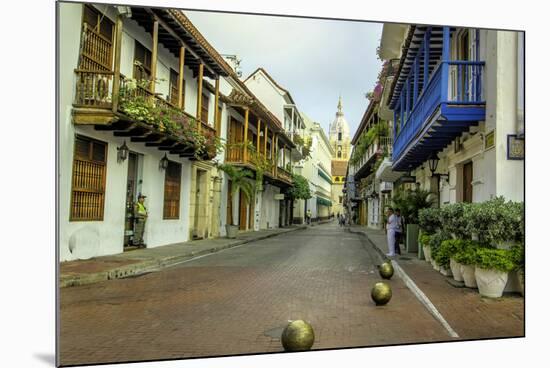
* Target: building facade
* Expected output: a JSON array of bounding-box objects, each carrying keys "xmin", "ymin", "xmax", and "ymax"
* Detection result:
[
  {"xmin": 59, "ymin": 3, "xmax": 299, "ymax": 261},
  {"xmin": 372, "ymin": 24, "xmax": 524, "ymax": 209},
  {"xmin": 295, "ymin": 114, "xmax": 334, "ymax": 222}
]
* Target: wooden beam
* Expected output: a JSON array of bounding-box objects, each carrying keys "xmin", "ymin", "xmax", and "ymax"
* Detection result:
[
  {"xmin": 256, "ymin": 119, "xmax": 261, "ymax": 153},
  {"xmin": 196, "ymin": 63, "xmax": 204, "ymax": 132},
  {"xmin": 131, "ymin": 134, "xmax": 162, "ymax": 142},
  {"xmin": 111, "ymin": 15, "xmax": 124, "ymax": 113},
  {"xmin": 178, "ymin": 46, "xmax": 185, "ymax": 109},
  {"xmin": 113, "ymin": 128, "xmax": 149, "ymax": 137},
  {"xmin": 264, "ymin": 124, "xmax": 268, "ymax": 156},
  {"xmin": 150, "ymin": 20, "xmax": 159, "ymax": 93},
  {"xmin": 144, "ymin": 9, "xmax": 218, "ymax": 77},
  {"xmin": 214, "ymin": 78, "xmax": 220, "ymax": 137},
  {"xmin": 94, "ymin": 121, "xmax": 133, "ymax": 131},
  {"xmin": 243, "ymin": 107, "xmax": 249, "ymax": 162}
]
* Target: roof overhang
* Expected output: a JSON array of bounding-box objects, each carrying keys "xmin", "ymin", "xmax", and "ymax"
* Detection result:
[{"xmin": 379, "ymin": 24, "xmax": 409, "ymax": 60}]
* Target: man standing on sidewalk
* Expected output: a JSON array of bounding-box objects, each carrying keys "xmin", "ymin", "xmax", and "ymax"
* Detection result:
[
  {"xmin": 133, "ymin": 193, "xmax": 148, "ymax": 248},
  {"xmin": 306, "ymin": 209, "xmax": 312, "ymax": 225},
  {"xmin": 386, "ymin": 207, "xmax": 397, "ymax": 257}
]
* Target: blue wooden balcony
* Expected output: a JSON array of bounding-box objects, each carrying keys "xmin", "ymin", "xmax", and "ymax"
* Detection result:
[{"xmin": 389, "ymin": 26, "xmax": 486, "ymax": 171}]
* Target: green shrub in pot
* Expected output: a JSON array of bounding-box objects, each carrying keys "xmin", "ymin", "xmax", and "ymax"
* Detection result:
[
  {"xmin": 418, "ymin": 207, "xmax": 441, "ymax": 235},
  {"xmin": 474, "ymin": 248, "xmax": 516, "ymax": 273},
  {"xmin": 433, "ymin": 239, "xmax": 473, "ymax": 267},
  {"xmin": 439, "ymin": 202, "xmax": 472, "ymax": 240}
]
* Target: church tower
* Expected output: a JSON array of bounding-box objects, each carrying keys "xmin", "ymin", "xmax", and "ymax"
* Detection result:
[
  {"xmin": 329, "ymin": 96, "xmax": 351, "ymax": 160},
  {"xmin": 328, "ymin": 96, "xmax": 351, "ymax": 216}
]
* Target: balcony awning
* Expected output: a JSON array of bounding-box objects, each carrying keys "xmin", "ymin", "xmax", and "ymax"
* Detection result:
[
  {"xmin": 316, "ymin": 196, "xmax": 332, "ymax": 207},
  {"xmin": 318, "ymin": 169, "xmax": 333, "ymax": 184},
  {"xmin": 375, "ymin": 157, "xmax": 404, "ymax": 183}
]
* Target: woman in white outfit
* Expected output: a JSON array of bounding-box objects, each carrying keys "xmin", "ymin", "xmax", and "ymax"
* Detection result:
[{"xmin": 386, "ymin": 207, "xmax": 397, "ymax": 257}]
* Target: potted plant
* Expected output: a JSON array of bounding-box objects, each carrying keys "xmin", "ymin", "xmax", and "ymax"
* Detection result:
[
  {"xmin": 439, "ymin": 202, "xmax": 472, "ymax": 240},
  {"xmin": 474, "ymin": 247, "xmax": 516, "ymax": 298},
  {"xmin": 218, "ymin": 164, "xmax": 254, "ymax": 238},
  {"xmin": 510, "ymin": 243, "xmax": 525, "ymax": 296},
  {"xmin": 428, "ymin": 231, "xmax": 449, "ymax": 272},
  {"xmin": 418, "ymin": 233, "xmax": 432, "ymax": 263},
  {"xmin": 438, "ymin": 239, "xmax": 474, "ymax": 282},
  {"xmin": 454, "ymin": 246, "xmax": 479, "ymax": 288},
  {"xmin": 392, "ymin": 189, "xmax": 435, "ymax": 253}
]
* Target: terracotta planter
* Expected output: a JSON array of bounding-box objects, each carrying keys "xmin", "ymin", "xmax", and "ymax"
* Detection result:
[
  {"xmin": 460, "ymin": 264, "xmax": 477, "ymax": 288},
  {"xmin": 450, "ymin": 258, "xmax": 464, "ymax": 282},
  {"xmin": 475, "ymin": 267, "xmax": 509, "ymax": 298}
]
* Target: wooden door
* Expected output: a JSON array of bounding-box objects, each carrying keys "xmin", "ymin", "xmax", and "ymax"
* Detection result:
[
  {"xmin": 463, "ymin": 162, "xmax": 473, "ymax": 203},
  {"xmin": 124, "ymin": 152, "xmax": 138, "ymax": 247},
  {"xmin": 239, "ymin": 190, "xmax": 248, "ymax": 230}
]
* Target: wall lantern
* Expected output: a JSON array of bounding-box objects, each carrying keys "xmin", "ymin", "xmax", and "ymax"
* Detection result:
[
  {"xmin": 117, "ymin": 141, "xmax": 129, "ymax": 163},
  {"xmin": 159, "ymin": 153, "xmax": 170, "ymax": 170},
  {"xmin": 427, "ymin": 154, "xmax": 449, "ymax": 182}
]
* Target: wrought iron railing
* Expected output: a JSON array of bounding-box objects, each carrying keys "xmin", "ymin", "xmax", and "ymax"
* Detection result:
[{"xmin": 392, "ymin": 61, "xmax": 485, "ymax": 162}]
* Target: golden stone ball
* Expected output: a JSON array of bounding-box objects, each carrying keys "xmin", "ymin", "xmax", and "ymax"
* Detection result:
[
  {"xmin": 371, "ymin": 282, "xmax": 392, "ymax": 306},
  {"xmin": 379, "ymin": 262, "xmax": 394, "ymax": 279},
  {"xmin": 281, "ymin": 320, "xmax": 315, "ymax": 351}
]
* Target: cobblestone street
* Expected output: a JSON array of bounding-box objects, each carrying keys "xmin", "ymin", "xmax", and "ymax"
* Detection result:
[{"xmin": 60, "ymin": 222, "xmax": 452, "ymax": 366}]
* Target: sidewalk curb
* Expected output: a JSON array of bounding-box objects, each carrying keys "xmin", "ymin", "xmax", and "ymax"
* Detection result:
[
  {"xmin": 349, "ymin": 227, "xmax": 460, "ymax": 339},
  {"xmin": 60, "ymin": 226, "xmax": 306, "ymax": 288}
]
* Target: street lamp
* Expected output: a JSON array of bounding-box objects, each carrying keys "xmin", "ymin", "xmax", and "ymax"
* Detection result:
[
  {"xmin": 159, "ymin": 153, "xmax": 169, "ymax": 170},
  {"xmin": 117, "ymin": 141, "xmax": 129, "ymax": 163},
  {"xmin": 427, "ymin": 154, "xmax": 439, "ymax": 175}
]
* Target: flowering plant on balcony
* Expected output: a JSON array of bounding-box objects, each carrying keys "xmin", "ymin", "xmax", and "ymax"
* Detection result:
[{"xmin": 349, "ymin": 121, "xmax": 390, "ymax": 165}]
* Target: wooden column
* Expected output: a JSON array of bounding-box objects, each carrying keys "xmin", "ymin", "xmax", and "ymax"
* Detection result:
[
  {"xmin": 178, "ymin": 46, "xmax": 186, "ymax": 109},
  {"xmin": 243, "ymin": 108, "xmax": 249, "ymax": 162},
  {"xmin": 441, "ymin": 26, "xmax": 450, "ymax": 100},
  {"xmin": 150, "ymin": 20, "xmax": 159, "ymax": 93},
  {"xmin": 283, "ymin": 144, "xmax": 286, "ymax": 170},
  {"xmin": 264, "ymin": 124, "xmax": 268, "ymax": 156},
  {"xmin": 274, "ymin": 133, "xmax": 278, "ymax": 175},
  {"xmin": 111, "ymin": 15, "xmax": 123, "ymax": 113},
  {"xmin": 196, "ymin": 63, "xmax": 204, "ymax": 132},
  {"xmin": 256, "ymin": 119, "xmax": 262, "ymax": 153},
  {"xmin": 423, "ymin": 29, "xmax": 430, "ymax": 89},
  {"xmin": 214, "ymin": 78, "xmax": 220, "ymax": 136}
]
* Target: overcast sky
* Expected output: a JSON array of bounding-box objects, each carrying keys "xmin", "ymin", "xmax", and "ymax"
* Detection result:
[{"xmin": 185, "ymin": 10, "xmax": 383, "ymax": 137}]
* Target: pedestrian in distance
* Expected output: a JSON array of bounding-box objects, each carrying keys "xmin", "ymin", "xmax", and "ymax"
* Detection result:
[
  {"xmin": 386, "ymin": 207, "xmax": 397, "ymax": 257},
  {"xmin": 306, "ymin": 209, "xmax": 312, "ymax": 225},
  {"xmin": 133, "ymin": 193, "xmax": 148, "ymax": 248},
  {"xmin": 394, "ymin": 208, "xmax": 404, "ymax": 255}
]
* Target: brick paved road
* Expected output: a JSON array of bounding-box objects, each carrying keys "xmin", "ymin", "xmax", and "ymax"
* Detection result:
[{"xmin": 59, "ymin": 222, "xmax": 451, "ymax": 366}]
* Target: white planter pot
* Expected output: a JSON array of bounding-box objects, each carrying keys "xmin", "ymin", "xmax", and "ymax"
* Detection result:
[
  {"xmin": 450, "ymin": 258, "xmax": 464, "ymax": 282},
  {"xmin": 475, "ymin": 267, "xmax": 509, "ymax": 298},
  {"xmin": 440, "ymin": 267, "xmax": 452, "ymax": 277},
  {"xmin": 460, "ymin": 264, "xmax": 477, "ymax": 288},
  {"xmin": 431, "ymin": 260, "xmax": 440, "ymax": 272},
  {"xmin": 423, "ymin": 245, "xmax": 431, "ymax": 262}
]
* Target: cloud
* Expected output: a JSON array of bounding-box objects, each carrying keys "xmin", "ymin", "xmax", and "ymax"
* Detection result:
[{"xmin": 186, "ymin": 10, "xmax": 383, "ymax": 135}]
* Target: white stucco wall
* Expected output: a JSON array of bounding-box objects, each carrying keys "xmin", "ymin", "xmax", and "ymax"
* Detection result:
[{"xmin": 59, "ymin": 3, "xmax": 227, "ymax": 260}]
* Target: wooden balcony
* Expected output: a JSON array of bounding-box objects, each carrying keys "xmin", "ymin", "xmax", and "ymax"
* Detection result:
[
  {"xmin": 276, "ymin": 167, "xmax": 293, "ymax": 184},
  {"xmin": 72, "ymin": 70, "xmax": 218, "ymax": 159}
]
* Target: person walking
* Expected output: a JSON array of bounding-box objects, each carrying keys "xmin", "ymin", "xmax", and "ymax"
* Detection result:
[
  {"xmin": 306, "ymin": 209, "xmax": 312, "ymax": 225},
  {"xmin": 133, "ymin": 193, "xmax": 148, "ymax": 248},
  {"xmin": 386, "ymin": 207, "xmax": 397, "ymax": 257},
  {"xmin": 394, "ymin": 208, "xmax": 404, "ymax": 255}
]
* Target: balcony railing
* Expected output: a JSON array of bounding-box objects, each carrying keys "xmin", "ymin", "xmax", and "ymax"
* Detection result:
[
  {"xmin": 350, "ymin": 136, "xmax": 393, "ymax": 177},
  {"xmin": 73, "ymin": 70, "xmax": 217, "ymax": 148},
  {"xmin": 392, "ymin": 60, "xmax": 485, "ymax": 166},
  {"xmin": 276, "ymin": 167, "xmax": 293, "ymax": 183}
]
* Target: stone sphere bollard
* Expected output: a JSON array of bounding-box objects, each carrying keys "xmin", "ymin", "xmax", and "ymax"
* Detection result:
[
  {"xmin": 378, "ymin": 262, "xmax": 394, "ymax": 279},
  {"xmin": 371, "ymin": 282, "xmax": 392, "ymax": 306},
  {"xmin": 281, "ymin": 320, "xmax": 315, "ymax": 351}
]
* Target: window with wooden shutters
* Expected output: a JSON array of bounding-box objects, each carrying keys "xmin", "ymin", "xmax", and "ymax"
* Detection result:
[
  {"xmin": 70, "ymin": 136, "xmax": 108, "ymax": 221},
  {"xmin": 133, "ymin": 41, "xmax": 152, "ymax": 81},
  {"xmin": 201, "ymin": 93, "xmax": 210, "ymax": 124},
  {"xmin": 79, "ymin": 5, "xmax": 114, "ymax": 71},
  {"xmin": 163, "ymin": 161, "xmax": 182, "ymax": 219},
  {"xmin": 169, "ymin": 69, "xmax": 180, "ymax": 106}
]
